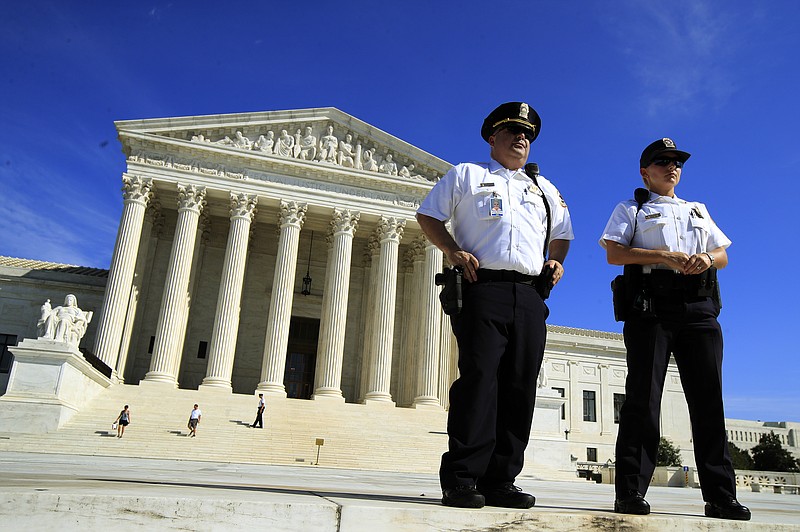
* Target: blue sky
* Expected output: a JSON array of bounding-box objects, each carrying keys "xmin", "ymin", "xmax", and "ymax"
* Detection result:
[{"xmin": 1, "ymin": 1, "xmax": 798, "ymax": 422}]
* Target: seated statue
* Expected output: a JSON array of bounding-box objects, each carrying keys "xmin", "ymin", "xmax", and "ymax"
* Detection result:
[
  {"xmin": 362, "ymin": 148, "xmax": 379, "ymax": 172},
  {"xmin": 296, "ymin": 126, "xmax": 317, "ymax": 160},
  {"xmin": 318, "ymin": 125, "xmax": 338, "ymax": 163},
  {"xmin": 274, "ymin": 129, "xmax": 295, "ymax": 157},
  {"xmin": 37, "ymin": 294, "xmax": 93, "ymax": 349},
  {"xmin": 399, "ymin": 163, "xmax": 415, "ymax": 177},
  {"xmin": 255, "ymin": 131, "xmax": 274, "ymax": 154},
  {"xmin": 379, "ymin": 153, "xmax": 399, "ymax": 175},
  {"xmin": 337, "ymin": 134, "xmax": 355, "ymax": 167},
  {"xmin": 232, "ymin": 131, "xmax": 252, "ymax": 150}
]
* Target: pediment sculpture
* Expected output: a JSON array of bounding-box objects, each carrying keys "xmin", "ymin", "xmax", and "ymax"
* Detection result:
[{"xmin": 189, "ymin": 124, "xmax": 437, "ymax": 181}]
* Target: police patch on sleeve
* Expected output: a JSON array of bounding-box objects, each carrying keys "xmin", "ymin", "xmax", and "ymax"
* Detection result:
[{"xmin": 558, "ymin": 192, "xmax": 567, "ymax": 208}]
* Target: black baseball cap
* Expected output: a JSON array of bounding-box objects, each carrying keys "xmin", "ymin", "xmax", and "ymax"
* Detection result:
[
  {"xmin": 640, "ymin": 138, "xmax": 691, "ymax": 168},
  {"xmin": 481, "ymin": 102, "xmax": 541, "ymax": 143}
]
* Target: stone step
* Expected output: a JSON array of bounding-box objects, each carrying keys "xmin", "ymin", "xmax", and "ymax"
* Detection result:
[{"xmin": 0, "ymin": 383, "xmax": 577, "ymax": 480}]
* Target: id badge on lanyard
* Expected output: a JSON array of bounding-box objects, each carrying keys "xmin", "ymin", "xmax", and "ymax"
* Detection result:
[{"xmin": 488, "ymin": 191, "xmax": 504, "ymax": 218}]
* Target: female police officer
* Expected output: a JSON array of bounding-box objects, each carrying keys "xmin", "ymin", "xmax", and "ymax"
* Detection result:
[{"xmin": 599, "ymin": 138, "xmax": 750, "ymax": 521}]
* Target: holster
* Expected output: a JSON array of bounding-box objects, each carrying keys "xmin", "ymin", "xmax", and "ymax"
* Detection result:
[
  {"xmin": 535, "ymin": 265, "xmax": 555, "ymax": 300},
  {"xmin": 435, "ymin": 267, "xmax": 463, "ymax": 316},
  {"xmin": 611, "ymin": 265, "xmax": 647, "ymax": 322}
]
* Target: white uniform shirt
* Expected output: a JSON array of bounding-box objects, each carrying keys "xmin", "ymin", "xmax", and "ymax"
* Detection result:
[
  {"xmin": 418, "ymin": 158, "xmax": 574, "ymax": 276},
  {"xmin": 599, "ymin": 191, "xmax": 731, "ymax": 272}
]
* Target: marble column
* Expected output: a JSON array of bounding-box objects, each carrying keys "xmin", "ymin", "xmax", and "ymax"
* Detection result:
[
  {"xmin": 93, "ymin": 175, "xmax": 153, "ymax": 375},
  {"xmin": 256, "ymin": 201, "xmax": 307, "ymax": 396},
  {"xmin": 200, "ymin": 193, "xmax": 258, "ymax": 391},
  {"xmin": 400, "ymin": 239, "xmax": 426, "ymax": 406},
  {"xmin": 357, "ymin": 234, "xmax": 380, "ymax": 401},
  {"xmin": 312, "ymin": 209, "xmax": 360, "ymax": 401},
  {"xmin": 413, "ymin": 239, "xmax": 443, "ymax": 408},
  {"xmin": 143, "ymin": 184, "xmax": 206, "ymax": 386},
  {"xmin": 394, "ymin": 244, "xmax": 418, "ymax": 406},
  {"xmin": 364, "ymin": 216, "xmax": 405, "ymax": 404},
  {"xmin": 116, "ymin": 200, "xmax": 162, "ymax": 382}
]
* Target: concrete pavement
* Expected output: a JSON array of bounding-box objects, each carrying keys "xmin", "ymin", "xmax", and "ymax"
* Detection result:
[{"xmin": 1, "ymin": 451, "xmax": 798, "ymax": 531}]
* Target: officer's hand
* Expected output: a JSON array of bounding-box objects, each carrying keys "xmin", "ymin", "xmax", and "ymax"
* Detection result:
[
  {"xmin": 662, "ymin": 251, "xmax": 690, "ymax": 272},
  {"xmin": 682, "ymin": 253, "xmax": 712, "ymax": 275},
  {"xmin": 447, "ymin": 250, "xmax": 480, "ymax": 282},
  {"xmin": 545, "ymin": 259, "xmax": 564, "ymax": 286}
]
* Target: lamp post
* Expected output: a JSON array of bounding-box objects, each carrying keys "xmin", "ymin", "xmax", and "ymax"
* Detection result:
[{"xmin": 301, "ymin": 231, "xmax": 313, "ymax": 296}]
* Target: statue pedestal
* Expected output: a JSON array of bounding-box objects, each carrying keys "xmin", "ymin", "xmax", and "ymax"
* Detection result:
[
  {"xmin": 0, "ymin": 339, "xmax": 112, "ymax": 433},
  {"xmin": 525, "ymin": 388, "xmax": 571, "ymax": 470}
]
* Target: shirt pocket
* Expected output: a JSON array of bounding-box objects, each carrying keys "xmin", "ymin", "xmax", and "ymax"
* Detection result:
[
  {"xmin": 472, "ymin": 186, "xmax": 499, "ymax": 220},
  {"xmin": 637, "ymin": 216, "xmax": 670, "ymax": 249}
]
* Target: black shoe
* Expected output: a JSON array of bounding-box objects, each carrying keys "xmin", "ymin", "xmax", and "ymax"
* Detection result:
[
  {"xmin": 442, "ymin": 485, "xmax": 485, "ymax": 508},
  {"xmin": 614, "ymin": 491, "xmax": 650, "ymax": 515},
  {"xmin": 479, "ymin": 483, "xmax": 536, "ymax": 509},
  {"xmin": 704, "ymin": 498, "xmax": 751, "ymax": 521}
]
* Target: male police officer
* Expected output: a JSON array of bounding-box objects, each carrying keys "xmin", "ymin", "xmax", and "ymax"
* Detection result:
[
  {"xmin": 600, "ymin": 138, "xmax": 750, "ymax": 521},
  {"xmin": 417, "ymin": 102, "xmax": 573, "ymax": 508}
]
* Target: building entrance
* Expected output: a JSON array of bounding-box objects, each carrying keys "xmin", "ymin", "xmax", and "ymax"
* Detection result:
[{"xmin": 283, "ymin": 317, "xmax": 320, "ymax": 399}]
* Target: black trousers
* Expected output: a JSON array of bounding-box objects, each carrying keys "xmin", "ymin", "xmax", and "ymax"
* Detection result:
[
  {"xmin": 440, "ymin": 281, "xmax": 547, "ymax": 489},
  {"xmin": 252, "ymin": 410, "xmax": 263, "ymax": 428},
  {"xmin": 615, "ymin": 296, "xmax": 736, "ymax": 502}
]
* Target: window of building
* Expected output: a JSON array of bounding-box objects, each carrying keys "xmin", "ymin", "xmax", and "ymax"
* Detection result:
[
  {"xmin": 552, "ymin": 387, "xmax": 565, "ymax": 420},
  {"xmin": 0, "ymin": 333, "xmax": 18, "ymax": 373},
  {"xmin": 197, "ymin": 341, "xmax": 208, "ymax": 359},
  {"xmin": 587, "ymin": 447, "xmax": 598, "ymax": 462},
  {"xmin": 613, "ymin": 393, "xmax": 625, "ymax": 424},
  {"xmin": 583, "ymin": 390, "xmax": 596, "ymax": 422}
]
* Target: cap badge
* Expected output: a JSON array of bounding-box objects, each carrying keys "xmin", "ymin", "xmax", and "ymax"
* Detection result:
[
  {"xmin": 519, "ymin": 103, "xmax": 529, "ymax": 120},
  {"xmin": 662, "ymin": 138, "xmax": 676, "ymax": 148}
]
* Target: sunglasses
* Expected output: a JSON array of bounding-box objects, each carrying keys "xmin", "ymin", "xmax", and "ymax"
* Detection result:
[
  {"xmin": 651, "ymin": 158, "xmax": 684, "ymax": 168},
  {"xmin": 499, "ymin": 125, "xmax": 535, "ymax": 141}
]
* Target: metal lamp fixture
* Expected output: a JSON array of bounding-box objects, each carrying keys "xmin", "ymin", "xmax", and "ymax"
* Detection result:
[{"xmin": 301, "ymin": 231, "xmax": 313, "ymax": 296}]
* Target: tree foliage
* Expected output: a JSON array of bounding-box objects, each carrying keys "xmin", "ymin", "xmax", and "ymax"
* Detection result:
[
  {"xmin": 751, "ymin": 431, "xmax": 800, "ymax": 472},
  {"xmin": 657, "ymin": 436, "xmax": 682, "ymax": 467},
  {"xmin": 728, "ymin": 442, "xmax": 754, "ymax": 471}
]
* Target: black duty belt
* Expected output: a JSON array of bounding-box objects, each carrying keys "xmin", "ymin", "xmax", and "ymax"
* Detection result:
[
  {"xmin": 473, "ymin": 269, "xmax": 538, "ymax": 286},
  {"xmin": 644, "ymin": 268, "xmax": 716, "ymax": 297}
]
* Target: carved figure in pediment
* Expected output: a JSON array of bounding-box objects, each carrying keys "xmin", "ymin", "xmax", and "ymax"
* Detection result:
[
  {"xmin": 274, "ymin": 129, "xmax": 295, "ymax": 157},
  {"xmin": 191, "ymin": 134, "xmax": 210, "ymax": 143},
  {"xmin": 362, "ymin": 148, "xmax": 379, "ymax": 172},
  {"xmin": 216, "ymin": 135, "xmax": 235, "ymax": 147},
  {"xmin": 399, "ymin": 163, "xmax": 415, "ymax": 178},
  {"xmin": 233, "ymin": 131, "xmax": 252, "ymax": 150},
  {"xmin": 296, "ymin": 126, "xmax": 317, "ymax": 160},
  {"xmin": 338, "ymin": 134, "xmax": 356, "ymax": 167},
  {"xmin": 255, "ymin": 131, "xmax": 274, "ymax": 154},
  {"xmin": 318, "ymin": 125, "xmax": 338, "ymax": 163},
  {"xmin": 37, "ymin": 294, "xmax": 93, "ymax": 349},
  {"xmin": 379, "ymin": 153, "xmax": 399, "ymax": 175},
  {"xmin": 354, "ymin": 144, "xmax": 363, "ymax": 169}
]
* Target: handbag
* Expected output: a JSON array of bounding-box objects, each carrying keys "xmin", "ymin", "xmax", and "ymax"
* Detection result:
[{"xmin": 112, "ymin": 422, "xmax": 118, "ymax": 430}]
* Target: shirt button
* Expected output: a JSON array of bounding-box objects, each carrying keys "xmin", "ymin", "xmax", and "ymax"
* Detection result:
[{"xmin": 679, "ymin": 236, "xmax": 685, "ymax": 240}]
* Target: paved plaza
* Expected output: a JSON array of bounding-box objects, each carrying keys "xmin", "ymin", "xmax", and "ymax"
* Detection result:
[{"xmin": 0, "ymin": 451, "xmax": 798, "ymax": 531}]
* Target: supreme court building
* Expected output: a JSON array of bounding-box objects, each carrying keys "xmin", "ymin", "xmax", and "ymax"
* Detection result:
[{"xmin": 2, "ymin": 108, "xmax": 797, "ymax": 465}]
